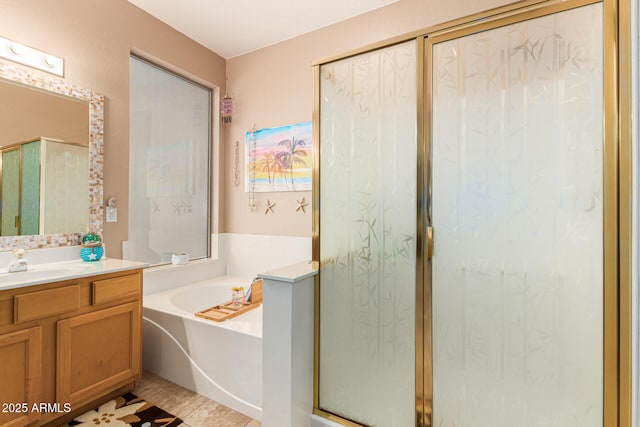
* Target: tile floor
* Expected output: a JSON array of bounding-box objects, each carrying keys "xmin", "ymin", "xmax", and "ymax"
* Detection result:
[{"xmin": 133, "ymin": 371, "xmax": 261, "ymax": 427}]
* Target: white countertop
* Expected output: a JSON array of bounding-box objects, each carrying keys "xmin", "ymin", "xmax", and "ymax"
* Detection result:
[
  {"xmin": 258, "ymin": 260, "xmax": 318, "ymax": 283},
  {"xmin": 0, "ymin": 258, "xmax": 148, "ymax": 291}
]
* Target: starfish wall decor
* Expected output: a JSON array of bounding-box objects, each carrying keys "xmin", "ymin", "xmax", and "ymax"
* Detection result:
[
  {"xmin": 264, "ymin": 199, "xmax": 276, "ymax": 215},
  {"xmin": 296, "ymin": 197, "xmax": 309, "ymax": 213}
]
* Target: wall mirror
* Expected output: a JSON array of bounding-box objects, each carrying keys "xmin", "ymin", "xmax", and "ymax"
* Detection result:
[{"xmin": 0, "ymin": 60, "xmax": 103, "ymax": 250}]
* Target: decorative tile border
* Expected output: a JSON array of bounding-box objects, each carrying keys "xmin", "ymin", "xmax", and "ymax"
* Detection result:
[{"xmin": 0, "ymin": 59, "xmax": 104, "ymax": 250}]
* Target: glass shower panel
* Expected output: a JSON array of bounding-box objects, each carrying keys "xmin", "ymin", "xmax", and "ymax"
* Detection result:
[
  {"xmin": 431, "ymin": 3, "xmax": 603, "ymax": 427},
  {"xmin": 319, "ymin": 40, "xmax": 417, "ymax": 426},
  {"xmin": 20, "ymin": 140, "xmax": 40, "ymax": 236},
  {"xmin": 41, "ymin": 140, "xmax": 89, "ymax": 234},
  {"xmin": 1, "ymin": 149, "xmax": 19, "ymax": 236}
]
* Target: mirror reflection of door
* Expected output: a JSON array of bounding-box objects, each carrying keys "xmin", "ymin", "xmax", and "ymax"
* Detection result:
[
  {"xmin": 0, "ymin": 138, "xmax": 89, "ymax": 236},
  {"xmin": 1, "ymin": 148, "xmax": 20, "ymax": 236},
  {"xmin": 20, "ymin": 140, "xmax": 41, "ymax": 236}
]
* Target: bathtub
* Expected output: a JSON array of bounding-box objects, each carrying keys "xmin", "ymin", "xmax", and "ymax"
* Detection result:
[{"xmin": 142, "ymin": 275, "xmax": 262, "ymax": 420}]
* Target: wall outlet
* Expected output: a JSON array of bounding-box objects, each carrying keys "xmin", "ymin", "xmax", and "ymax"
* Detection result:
[{"xmin": 106, "ymin": 206, "xmax": 117, "ymax": 223}]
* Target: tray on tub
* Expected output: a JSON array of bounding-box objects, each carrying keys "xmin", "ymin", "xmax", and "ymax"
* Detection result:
[{"xmin": 195, "ymin": 279, "xmax": 262, "ymax": 322}]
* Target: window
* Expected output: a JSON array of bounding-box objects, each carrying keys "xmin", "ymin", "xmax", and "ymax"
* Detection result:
[{"xmin": 128, "ymin": 56, "xmax": 211, "ymax": 264}]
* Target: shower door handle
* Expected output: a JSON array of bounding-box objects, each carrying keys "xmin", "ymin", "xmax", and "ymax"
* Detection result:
[{"xmin": 427, "ymin": 226, "xmax": 433, "ymax": 259}]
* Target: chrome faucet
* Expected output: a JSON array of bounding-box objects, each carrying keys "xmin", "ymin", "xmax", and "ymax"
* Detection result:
[{"xmin": 8, "ymin": 248, "xmax": 28, "ymax": 272}]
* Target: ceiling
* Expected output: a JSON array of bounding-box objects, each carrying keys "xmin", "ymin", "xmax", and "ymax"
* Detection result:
[{"xmin": 128, "ymin": 0, "xmax": 400, "ymax": 59}]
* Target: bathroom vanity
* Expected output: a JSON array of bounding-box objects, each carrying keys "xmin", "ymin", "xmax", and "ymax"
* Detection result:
[{"xmin": 0, "ymin": 260, "xmax": 146, "ymax": 427}]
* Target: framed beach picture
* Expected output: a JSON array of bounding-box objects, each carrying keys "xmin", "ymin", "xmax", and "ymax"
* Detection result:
[{"xmin": 244, "ymin": 121, "xmax": 312, "ymax": 192}]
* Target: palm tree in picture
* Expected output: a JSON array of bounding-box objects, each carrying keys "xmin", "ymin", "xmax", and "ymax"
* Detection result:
[
  {"xmin": 257, "ymin": 151, "xmax": 277, "ymax": 188},
  {"xmin": 274, "ymin": 151, "xmax": 291, "ymax": 190},
  {"xmin": 277, "ymin": 136, "xmax": 307, "ymax": 190}
]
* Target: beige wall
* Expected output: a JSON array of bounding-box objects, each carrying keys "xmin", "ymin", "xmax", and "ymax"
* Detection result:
[
  {"xmin": 0, "ymin": 0, "xmax": 226, "ymax": 258},
  {"xmin": 225, "ymin": 0, "xmax": 516, "ymax": 237},
  {"xmin": 0, "ymin": 80, "xmax": 89, "ymax": 148}
]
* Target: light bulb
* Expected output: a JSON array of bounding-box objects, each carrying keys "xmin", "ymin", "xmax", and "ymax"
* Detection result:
[
  {"xmin": 9, "ymin": 43, "xmax": 23, "ymax": 55},
  {"xmin": 43, "ymin": 55, "xmax": 57, "ymax": 68}
]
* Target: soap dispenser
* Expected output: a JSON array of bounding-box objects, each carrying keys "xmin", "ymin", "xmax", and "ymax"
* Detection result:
[
  {"xmin": 8, "ymin": 248, "xmax": 28, "ymax": 272},
  {"xmin": 80, "ymin": 232, "xmax": 104, "ymax": 261}
]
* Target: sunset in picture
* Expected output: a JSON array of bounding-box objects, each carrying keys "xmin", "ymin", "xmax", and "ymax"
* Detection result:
[{"xmin": 244, "ymin": 121, "xmax": 312, "ymax": 192}]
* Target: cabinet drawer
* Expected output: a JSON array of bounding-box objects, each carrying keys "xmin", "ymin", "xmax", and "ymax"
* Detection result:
[
  {"xmin": 14, "ymin": 285, "xmax": 80, "ymax": 323},
  {"xmin": 92, "ymin": 274, "xmax": 140, "ymax": 305}
]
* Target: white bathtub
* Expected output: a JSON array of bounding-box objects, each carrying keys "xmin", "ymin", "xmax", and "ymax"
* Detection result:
[{"xmin": 142, "ymin": 275, "xmax": 262, "ymax": 420}]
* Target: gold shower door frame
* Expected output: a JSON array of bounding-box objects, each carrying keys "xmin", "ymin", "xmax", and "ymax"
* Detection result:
[{"xmin": 312, "ymin": 0, "xmax": 631, "ymax": 424}]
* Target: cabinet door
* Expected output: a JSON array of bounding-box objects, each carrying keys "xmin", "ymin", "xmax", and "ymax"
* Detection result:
[
  {"xmin": 0, "ymin": 327, "xmax": 42, "ymax": 427},
  {"xmin": 57, "ymin": 302, "xmax": 141, "ymax": 405}
]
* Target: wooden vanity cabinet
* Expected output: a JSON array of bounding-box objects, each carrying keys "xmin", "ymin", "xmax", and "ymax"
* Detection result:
[{"xmin": 0, "ymin": 268, "xmax": 143, "ymax": 427}]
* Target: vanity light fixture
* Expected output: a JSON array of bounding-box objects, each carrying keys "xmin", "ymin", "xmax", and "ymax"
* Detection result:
[{"xmin": 0, "ymin": 36, "xmax": 64, "ymax": 76}]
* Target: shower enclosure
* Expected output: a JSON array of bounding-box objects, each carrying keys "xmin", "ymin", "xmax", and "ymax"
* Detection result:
[{"xmin": 313, "ymin": 0, "xmax": 629, "ymax": 426}]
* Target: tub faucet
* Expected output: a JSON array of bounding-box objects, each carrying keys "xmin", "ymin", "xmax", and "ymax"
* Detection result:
[{"xmin": 8, "ymin": 248, "xmax": 28, "ymax": 272}]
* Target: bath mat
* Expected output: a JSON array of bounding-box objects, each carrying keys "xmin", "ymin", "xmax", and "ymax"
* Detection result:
[{"xmin": 63, "ymin": 392, "xmax": 182, "ymax": 427}]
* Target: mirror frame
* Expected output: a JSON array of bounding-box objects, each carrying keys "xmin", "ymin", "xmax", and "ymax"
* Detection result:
[{"xmin": 0, "ymin": 59, "xmax": 103, "ymax": 250}]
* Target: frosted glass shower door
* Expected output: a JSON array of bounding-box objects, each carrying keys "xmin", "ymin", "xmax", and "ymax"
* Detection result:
[
  {"xmin": 430, "ymin": 3, "xmax": 604, "ymax": 427},
  {"xmin": 318, "ymin": 40, "xmax": 417, "ymax": 426},
  {"xmin": 1, "ymin": 149, "xmax": 19, "ymax": 236}
]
